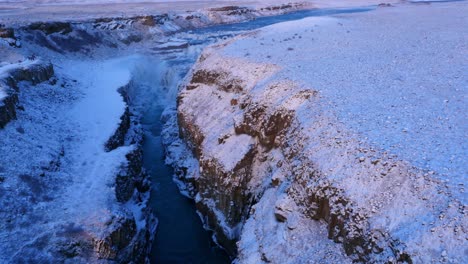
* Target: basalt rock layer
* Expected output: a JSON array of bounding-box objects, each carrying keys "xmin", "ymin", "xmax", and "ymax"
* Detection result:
[
  {"xmin": 92, "ymin": 81, "xmax": 156, "ymax": 263},
  {"xmin": 165, "ymin": 23, "xmax": 467, "ymax": 262}
]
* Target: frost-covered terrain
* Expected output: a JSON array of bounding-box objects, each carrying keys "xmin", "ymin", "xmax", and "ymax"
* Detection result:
[
  {"xmin": 0, "ymin": 54, "xmax": 157, "ymax": 262},
  {"xmin": 165, "ymin": 1, "xmax": 468, "ymax": 263},
  {"xmin": 1, "ymin": 0, "xmax": 467, "ymax": 263},
  {"xmin": 0, "ymin": 1, "xmax": 323, "ymax": 263},
  {"xmin": 0, "ymin": 0, "xmax": 314, "ymax": 25}
]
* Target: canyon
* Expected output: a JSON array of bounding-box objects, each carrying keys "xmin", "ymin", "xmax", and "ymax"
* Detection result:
[{"xmin": 0, "ymin": 0, "xmax": 466, "ymax": 263}]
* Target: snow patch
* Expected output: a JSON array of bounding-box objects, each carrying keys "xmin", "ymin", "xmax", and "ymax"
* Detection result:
[{"xmin": 210, "ymin": 134, "xmax": 255, "ymax": 171}]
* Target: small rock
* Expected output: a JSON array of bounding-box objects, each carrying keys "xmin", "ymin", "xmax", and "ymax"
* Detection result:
[
  {"xmin": 378, "ymin": 3, "xmax": 393, "ymax": 7},
  {"xmin": 274, "ymin": 195, "xmax": 293, "ymax": 222},
  {"xmin": 16, "ymin": 127, "xmax": 25, "ymax": 134},
  {"xmin": 275, "ymin": 209, "xmax": 288, "ymax": 222}
]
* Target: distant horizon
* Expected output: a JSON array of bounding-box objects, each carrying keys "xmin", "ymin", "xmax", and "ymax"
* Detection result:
[{"xmin": 0, "ymin": 0, "xmax": 229, "ymax": 3}]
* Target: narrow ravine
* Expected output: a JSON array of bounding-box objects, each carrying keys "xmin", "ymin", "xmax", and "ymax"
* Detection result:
[
  {"xmin": 143, "ymin": 105, "xmax": 231, "ymax": 263},
  {"xmin": 128, "ymin": 57, "xmax": 231, "ymax": 262},
  {"xmin": 132, "ymin": 6, "xmax": 377, "ymax": 262}
]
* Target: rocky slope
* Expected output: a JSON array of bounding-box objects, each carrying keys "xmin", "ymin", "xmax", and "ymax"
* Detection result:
[{"xmin": 164, "ymin": 1, "xmax": 467, "ymax": 263}]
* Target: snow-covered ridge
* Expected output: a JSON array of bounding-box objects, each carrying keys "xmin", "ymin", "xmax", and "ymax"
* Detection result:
[
  {"xmin": 167, "ymin": 1, "xmax": 467, "ymax": 263},
  {"xmin": 66, "ymin": 58, "xmax": 157, "ymax": 262}
]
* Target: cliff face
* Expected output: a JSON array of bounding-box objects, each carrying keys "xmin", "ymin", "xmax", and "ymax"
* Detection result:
[
  {"xmin": 166, "ymin": 3, "xmax": 467, "ymax": 262},
  {"xmin": 167, "ymin": 44, "xmax": 357, "ymax": 260},
  {"xmin": 0, "ymin": 61, "xmax": 54, "ymax": 128},
  {"xmin": 92, "ymin": 82, "xmax": 156, "ymax": 263}
]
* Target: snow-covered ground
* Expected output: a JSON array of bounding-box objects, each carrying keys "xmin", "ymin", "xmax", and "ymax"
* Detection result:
[
  {"xmin": 169, "ymin": 0, "xmax": 468, "ymax": 262},
  {"xmin": 58, "ymin": 57, "xmax": 134, "ymax": 238},
  {"xmin": 1, "ymin": 0, "xmax": 466, "ymax": 262},
  {"xmin": 0, "ymin": 52, "xmax": 154, "ymax": 261}
]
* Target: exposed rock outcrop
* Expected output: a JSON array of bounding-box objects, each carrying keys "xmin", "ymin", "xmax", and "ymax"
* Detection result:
[
  {"xmin": 0, "ymin": 25, "xmax": 20, "ymax": 47},
  {"xmin": 0, "ymin": 61, "xmax": 54, "ymax": 128},
  {"xmin": 28, "ymin": 22, "xmax": 73, "ymax": 35},
  {"xmin": 94, "ymin": 81, "xmax": 156, "ymax": 263},
  {"xmin": 0, "ymin": 88, "xmax": 18, "ymax": 129},
  {"xmin": 164, "ymin": 26, "xmax": 467, "ymax": 263}
]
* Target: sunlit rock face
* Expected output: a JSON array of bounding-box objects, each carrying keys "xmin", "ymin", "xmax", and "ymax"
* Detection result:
[
  {"xmin": 171, "ymin": 44, "xmax": 357, "ymax": 260},
  {"xmin": 169, "ymin": 3, "xmax": 467, "ymax": 262}
]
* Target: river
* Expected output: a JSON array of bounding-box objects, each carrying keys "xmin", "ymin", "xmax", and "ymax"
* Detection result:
[{"xmin": 135, "ymin": 6, "xmax": 375, "ymax": 263}]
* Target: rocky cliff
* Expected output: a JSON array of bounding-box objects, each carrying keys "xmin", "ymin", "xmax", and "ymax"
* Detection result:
[
  {"xmin": 0, "ymin": 61, "xmax": 54, "ymax": 128},
  {"xmin": 91, "ymin": 82, "xmax": 157, "ymax": 263},
  {"xmin": 164, "ymin": 3, "xmax": 467, "ymax": 262}
]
